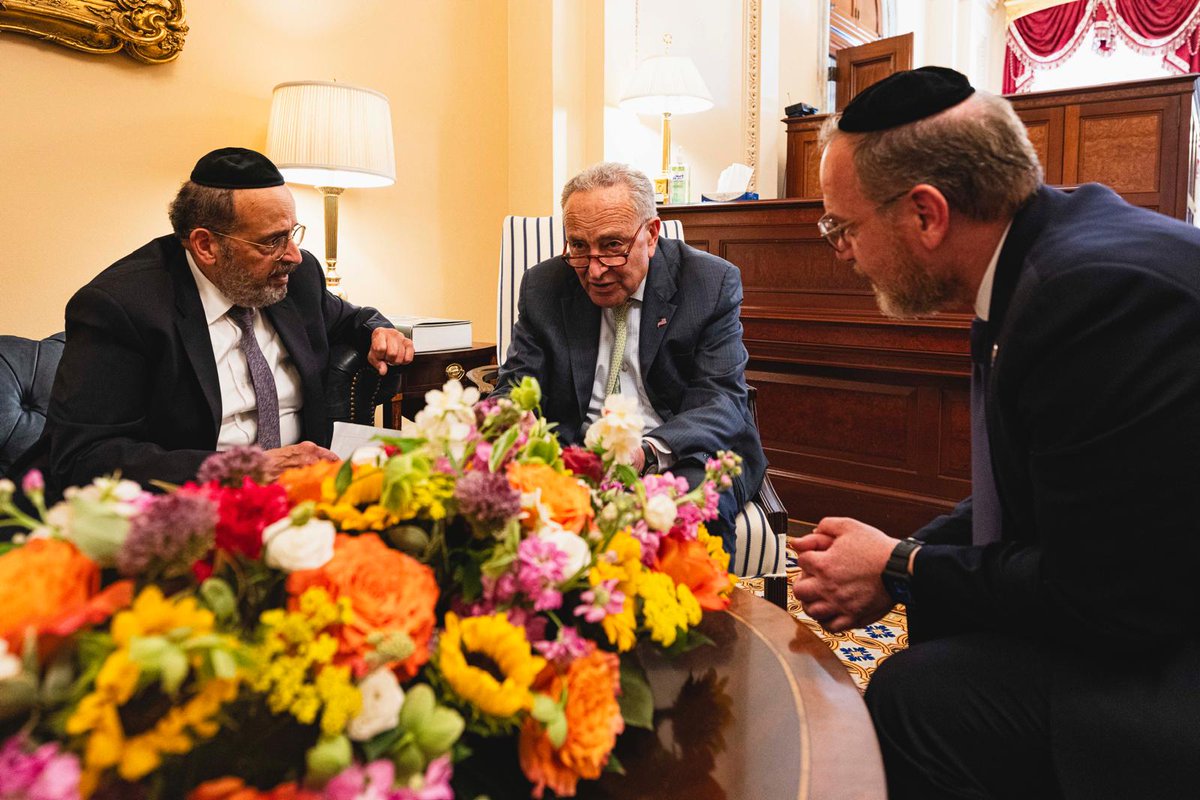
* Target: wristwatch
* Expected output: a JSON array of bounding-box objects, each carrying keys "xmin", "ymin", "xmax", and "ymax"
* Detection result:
[
  {"xmin": 881, "ymin": 537, "xmax": 922, "ymax": 605},
  {"xmin": 640, "ymin": 441, "xmax": 659, "ymax": 475}
]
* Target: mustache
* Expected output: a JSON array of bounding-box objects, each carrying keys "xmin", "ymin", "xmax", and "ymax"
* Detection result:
[{"xmin": 269, "ymin": 264, "xmax": 297, "ymax": 278}]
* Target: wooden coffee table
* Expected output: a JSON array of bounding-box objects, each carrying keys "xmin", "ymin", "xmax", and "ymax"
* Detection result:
[{"xmin": 582, "ymin": 588, "xmax": 886, "ymax": 799}]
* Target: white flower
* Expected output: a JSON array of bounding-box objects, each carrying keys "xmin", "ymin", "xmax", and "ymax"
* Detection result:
[
  {"xmin": 262, "ymin": 515, "xmax": 336, "ymax": 572},
  {"xmin": 643, "ymin": 493, "xmax": 679, "ymax": 532},
  {"xmin": 413, "ymin": 380, "xmax": 480, "ymax": 460},
  {"xmin": 347, "ymin": 668, "xmax": 405, "ymax": 742},
  {"xmin": 351, "ymin": 444, "xmax": 389, "ymax": 467},
  {"xmin": 537, "ymin": 520, "xmax": 592, "ymax": 581},
  {"xmin": 584, "ymin": 394, "xmax": 644, "ymax": 465},
  {"xmin": 52, "ymin": 477, "xmax": 149, "ymax": 567},
  {"xmin": 0, "ymin": 640, "xmax": 21, "ymax": 681}
]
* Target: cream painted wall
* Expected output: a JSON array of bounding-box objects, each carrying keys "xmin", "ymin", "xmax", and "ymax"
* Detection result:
[{"xmin": 0, "ymin": 1, "xmax": 510, "ymax": 339}]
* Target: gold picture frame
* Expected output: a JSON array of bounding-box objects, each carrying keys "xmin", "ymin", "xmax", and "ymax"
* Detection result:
[{"xmin": 0, "ymin": 0, "xmax": 187, "ymax": 64}]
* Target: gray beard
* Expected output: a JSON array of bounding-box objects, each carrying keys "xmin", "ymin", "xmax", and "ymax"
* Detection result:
[
  {"xmin": 210, "ymin": 246, "xmax": 290, "ymax": 309},
  {"xmin": 860, "ymin": 253, "xmax": 954, "ymax": 320}
]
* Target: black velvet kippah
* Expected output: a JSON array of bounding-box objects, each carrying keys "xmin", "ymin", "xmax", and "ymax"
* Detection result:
[
  {"xmin": 838, "ymin": 66, "xmax": 975, "ymax": 133},
  {"xmin": 190, "ymin": 147, "xmax": 285, "ymax": 189}
]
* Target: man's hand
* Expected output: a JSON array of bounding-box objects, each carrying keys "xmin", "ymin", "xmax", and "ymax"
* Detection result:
[
  {"xmin": 630, "ymin": 442, "xmax": 646, "ymax": 473},
  {"xmin": 789, "ymin": 516, "xmax": 898, "ymax": 632},
  {"xmin": 368, "ymin": 327, "xmax": 415, "ymax": 375},
  {"xmin": 263, "ymin": 441, "xmax": 339, "ymax": 480}
]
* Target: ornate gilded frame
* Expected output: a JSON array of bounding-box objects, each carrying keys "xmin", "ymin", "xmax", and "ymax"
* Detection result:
[{"xmin": 0, "ymin": 0, "xmax": 187, "ymax": 64}]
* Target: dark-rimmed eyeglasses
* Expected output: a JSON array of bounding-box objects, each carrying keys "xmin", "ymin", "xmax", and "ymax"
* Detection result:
[
  {"xmin": 816, "ymin": 189, "xmax": 910, "ymax": 252},
  {"xmin": 210, "ymin": 223, "xmax": 305, "ymax": 262},
  {"xmin": 562, "ymin": 219, "xmax": 651, "ymax": 269}
]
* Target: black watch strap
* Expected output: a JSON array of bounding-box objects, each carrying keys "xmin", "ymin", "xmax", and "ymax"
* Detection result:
[{"xmin": 881, "ymin": 537, "xmax": 921, "ymax": 605}]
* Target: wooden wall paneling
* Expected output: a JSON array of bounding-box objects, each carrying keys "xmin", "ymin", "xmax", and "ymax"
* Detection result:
[{"xmin": 1015, "ymin": 106, "xmax": 1065, "ymax": 185}]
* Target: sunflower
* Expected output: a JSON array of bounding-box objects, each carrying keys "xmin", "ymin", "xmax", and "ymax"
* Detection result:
[{"xmin": 437, "ymin": 612, "xmax": 546, "ymax": 721}]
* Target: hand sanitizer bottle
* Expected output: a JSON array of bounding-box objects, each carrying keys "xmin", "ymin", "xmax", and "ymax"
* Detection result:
[{"xmin": 669, "ymin": 148, "xmax": 690, "ymax": 205}]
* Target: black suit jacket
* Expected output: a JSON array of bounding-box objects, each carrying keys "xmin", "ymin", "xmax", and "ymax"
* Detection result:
[
  {"xmin": 911, "ymin": 185, "xmax": 1200, "ymax": 797},
  {"xmin": 495, "ymin": 237, "xmax": 766, "ymax": 501},
  {"xmin": 44, "ymin": 235, "xmax": 390, "ymax": 490}
]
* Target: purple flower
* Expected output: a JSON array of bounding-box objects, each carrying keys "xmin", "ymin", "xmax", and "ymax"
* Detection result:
[
  {"xmin": 196, "ymin": 445, "xmax": 269, "ymax": 487},
  {"xmin": 574, "ymin": 579, "xmax": 625, "ymax": 624},
  {"xmin": 534, "ymin": 625, "xmax": 592, "ymax": 665},
  {"xmin": 628, "ymin": 520, "xmax": 664, "ymax": 565},
  {"xmin": 0, "ymin": 735, "xmax": 81, "ymax": 800},
  {"xmin": 117, "ymin": 489, "xmax": 218, "ymax": 578},
  {"xmin": 454, "ymin": 470, "xmax": 521, "ymax": 529}
]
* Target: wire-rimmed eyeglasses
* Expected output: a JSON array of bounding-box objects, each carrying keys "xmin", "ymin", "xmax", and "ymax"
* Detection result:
[
  {"xmin": 816, "ymin": 189, "xmax": 910, "ymax": 252},
  {"xmin": 210, "ymin": 223, "xmax": 306, "ymax": 262},
  {"xmin": 561, "ymin": 219, "xmax": 651, "ymax": 269}
]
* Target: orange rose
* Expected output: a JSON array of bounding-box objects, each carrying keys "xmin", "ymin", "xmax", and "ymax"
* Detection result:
[
  {"xmin": 519, "ymin": 650, "xmax": 624, "ymax": 798},
  {"xmin": 507, "ymin": 462, "xmax": 594, "ymax": 533},
  {"xmin": 287, "ymin": 533, "xmax": 438, "ymax": 679},
  {"xmin": 657, "ymin": 535, "xmax": 733, "ymax": 612},
  {"xmin": 188, "ymin": 778, "xmax": 321, "ymax": 800},
  {"xmin": 0, "ymin": 538, "xmax": 106, "ymax": 653},
  {"xmin": 276, "ymin": 460, "xmax": 343, "ymax": 504}
]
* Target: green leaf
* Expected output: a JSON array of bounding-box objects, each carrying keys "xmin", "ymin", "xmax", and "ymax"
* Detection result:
[
  {"xmin": 40, "ymin": 650, "xmax": 76, "ymax": 705},
  {"xmin": 613, "ymin": 463, "xmax": 639, "ymax": 485},
  {"xmin": 160, "ymin": 647, "xmax": 189, "ymax": 696},
  {"xmin": 333, "ymin": 459, "xmax": 355, "ymax": 499},
  {"xmin": 362, "ymin": 727, "xmax": 407, "ymax": 761},
  {"xmin": 663, "ymin": 628, "xmax": 715, "ymax": 658},
  {"xmin": 618, "ymin": 653, "xmax": 654, "ymax": 730},
  {"xmin": 488, "ymin": 425, "xmax": 521, "ymax": 472},
  {"xmin": 605, "ymin": 751, "xmax": 626, "ymax": 776},
  {"xmin": 210, "ymin": 648, "xmax": 237, "ymax": 680}
]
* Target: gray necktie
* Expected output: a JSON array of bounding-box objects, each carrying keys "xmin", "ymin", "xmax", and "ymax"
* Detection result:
[
  {"xmin": 228, "ymin": 306, "xmax": 281, "ymax": 450},
  {"xmin": 605, "ymin": 300, "xmax": 631, "ymax": 396},
  {"xmin": 970, "ymin": 318, "xmax": 1001, "ymax": 544}
]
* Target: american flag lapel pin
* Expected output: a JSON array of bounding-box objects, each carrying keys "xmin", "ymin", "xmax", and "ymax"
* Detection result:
[{"xmin": 657, "ymin": 317, "xmax": 668, "ymax": 328}]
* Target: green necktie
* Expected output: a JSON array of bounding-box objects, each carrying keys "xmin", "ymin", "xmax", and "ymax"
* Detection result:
[{"xmin": 605, "ymin": 300, "xmax": 631, "ymax": 396}]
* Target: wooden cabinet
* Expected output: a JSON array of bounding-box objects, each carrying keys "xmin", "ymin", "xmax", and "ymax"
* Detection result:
[
  {"xmin": 389, "ymin": 343, "xmax": 495, "ymax": 426},
  {"xmin": 704, "ymin": 75, "xmax": 1200, "ymax": 532}
]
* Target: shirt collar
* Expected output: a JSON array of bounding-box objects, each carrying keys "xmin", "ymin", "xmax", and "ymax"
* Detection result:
[
  {"xmin": 973, "ymin": 221, "xmax": 1012, "ymax": 321},
  {"xmin": 185, "ymin": 249, "xmax": 238, "ymax": 325},
  {"xmin": 631, "ymin": 276, "xmax": 646, "ymax": 303}
]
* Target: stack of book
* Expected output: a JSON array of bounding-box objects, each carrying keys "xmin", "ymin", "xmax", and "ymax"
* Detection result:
[{"xmin": 386, "ymin": 315, "xmax": 472, "ymax": 352}]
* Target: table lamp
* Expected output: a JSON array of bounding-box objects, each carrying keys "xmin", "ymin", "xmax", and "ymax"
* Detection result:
[
  {"xmin": 266, "ymin": 80, "xmax": 396, "ymax": 297},
  {"xmin": 618, "ymin": 34, "xmax": 713, "ymax": 201}
]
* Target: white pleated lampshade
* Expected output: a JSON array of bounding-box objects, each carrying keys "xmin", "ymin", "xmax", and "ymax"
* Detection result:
[
  {"xmin": 266, "ymin": 81, "xmax": 396, "ymax": 189},
  {"xmin": 619, "ymin": 55, "xmax": 714, "ymax": 116}
]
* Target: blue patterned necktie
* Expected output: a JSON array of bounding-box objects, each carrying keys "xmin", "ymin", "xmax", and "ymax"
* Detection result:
[
  {"xmin": 227, "ymin": 306, "xmax": 281, "ymax": 450},
  {"xmin": 604, "ymin": 300, "xmax": 631, "ymax": 396},
  {"xmin": 970, "ymin": 318, "xmax": 1002, "ymax": 544}
]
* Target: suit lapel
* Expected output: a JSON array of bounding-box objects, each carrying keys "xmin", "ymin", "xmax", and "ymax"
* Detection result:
[
  {"xmin": 639, "ymin": 242, "xmax": 678, "ymax": 380},
  {"xmin": 264, "ymin": 298, "xmax": 324, "ymax": 439},
  {"xmin": 563, "ymin": 285, "xmax": 601, "ymax": 426},
  {"xmin": 169, "ymin": 244, "xmax": 221, "ymax": 438}
]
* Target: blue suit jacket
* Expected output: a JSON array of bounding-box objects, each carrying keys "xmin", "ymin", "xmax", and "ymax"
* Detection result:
[
  {"xmin": 495, "ymin": 237, "xmax": 766, "ymax": 501},
  {"xmin": 911, "ymin": 185, "xmax": 1200, "ymax": 796}
]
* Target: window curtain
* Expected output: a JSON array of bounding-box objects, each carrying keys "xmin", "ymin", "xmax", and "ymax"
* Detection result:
[{"xmin": 1005, "ymin": 0, "xmax": 1200, "ymax": 93}]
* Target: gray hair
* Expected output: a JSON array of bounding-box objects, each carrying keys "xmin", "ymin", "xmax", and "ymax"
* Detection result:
[
  {"xmin": 168, "ymin": 181, "xmax": 236, "ymax": 241},
  {"xmin": 820, "ymin": 91, "xmax": 1042, "ymax": 221},
  {"xmin": 561, "ymin": 162, "xmax": 657, "ymax": 222}
]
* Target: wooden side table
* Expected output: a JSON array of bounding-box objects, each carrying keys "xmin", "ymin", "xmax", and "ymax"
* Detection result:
[{"xmin": 389, "ymin": 342, "xmax": 495, "ymax": 426}]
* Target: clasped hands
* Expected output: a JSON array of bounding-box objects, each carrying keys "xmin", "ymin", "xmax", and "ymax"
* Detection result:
[{"xmin": 789, "ymin": 517, "xmax": 899, "ymax": 633}]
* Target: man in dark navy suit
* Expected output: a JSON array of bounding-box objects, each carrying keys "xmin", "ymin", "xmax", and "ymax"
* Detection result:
[
  {"xmin": 495, "ymin": 162, "xmax": 765, "ymax": 556},
  {"xmin": 792, "ymin": 68, "xmax": 1200, "ymax": 799},
  {"xmin": 43, "ymin": 148, "xmax": 414, "ymax": 491}
]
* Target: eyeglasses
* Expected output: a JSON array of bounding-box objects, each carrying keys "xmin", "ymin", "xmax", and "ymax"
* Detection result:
[
  {"xmin": 562, "ymin": 219, "xmax": 651, "ymax": 269},
  {"xmin": 210, "ymin": 223, "xmax": 305, "ymax": 261},
  {"xmin": 816, "ymin": 189, "xmax": 910, "ymax": 252}
]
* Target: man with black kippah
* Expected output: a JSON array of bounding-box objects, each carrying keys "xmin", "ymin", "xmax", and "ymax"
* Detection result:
[
  {"xmin": 791, "ymin": 67, "xmax": 1200, "ymax": 798},
  {"xmin": 40, "ymin": 147, "xmax": 413, "ymax": 490}
]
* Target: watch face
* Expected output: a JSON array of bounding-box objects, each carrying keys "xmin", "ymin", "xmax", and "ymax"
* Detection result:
[{"xmin": 881, "ymin": 573, "xmax": 911, "ymax": 605}]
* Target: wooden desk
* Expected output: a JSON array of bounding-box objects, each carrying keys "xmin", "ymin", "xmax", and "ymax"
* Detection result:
[
  {"xmin": 584, "ymin": 589, "xmax": 886, "ymax": 799},
  {"xmin": 388, "ymin": 342, "xmax": 495, "ymax": 425}
]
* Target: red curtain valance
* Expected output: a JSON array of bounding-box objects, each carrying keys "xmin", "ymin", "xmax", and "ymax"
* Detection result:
[{"xmin": 1005, "ymin": 0, "xmax": 1200, "ymax": 93}]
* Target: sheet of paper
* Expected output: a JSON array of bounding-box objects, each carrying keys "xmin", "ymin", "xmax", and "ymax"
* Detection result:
[{"xmin": 330, "ymin": 421, "xmax": 400, "ymax": 460}]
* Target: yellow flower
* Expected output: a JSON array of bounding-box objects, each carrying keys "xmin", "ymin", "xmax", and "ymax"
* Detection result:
[
  {"xmin": 111, "ymin": 585, "xmax": 213, "ymax": 646},
  {"xmin": 600, "ymin": 597, "xmax": 637, "ymax": 652},
  {"xmin": 437, "ymin": 612, "xmax": 546, "ymax": 720},
  {"xmin": 95, "ymin": 649, "xmax": 139, "ymax": 704},
  {"xmin": 636, "ymin": 571, "xmax": 702, "ymax": 648}
]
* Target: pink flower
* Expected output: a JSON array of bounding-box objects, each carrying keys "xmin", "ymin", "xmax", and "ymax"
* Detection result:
[
  {"xmin": 20, "ymin": 469, "xmax": 44, "ymax": 496},
  {"xmin": 324, "ymin": 759, "xmax": 395, "ymax": 800},
  {"xmin": 574, "ymin": 579, "xmax": 625, "ymax": 624},
  {"xmin": 0, "ymin": 735, "xmax": 81, "ymax": 800},
  {"xmin": 534, "ymin": 625, "xmax": 593, "ymax": 665}
]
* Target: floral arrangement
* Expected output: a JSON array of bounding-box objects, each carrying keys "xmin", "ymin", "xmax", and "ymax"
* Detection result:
[{"xmin": 0, "ymin": 378, "xmax": 742, "ymax": 800}]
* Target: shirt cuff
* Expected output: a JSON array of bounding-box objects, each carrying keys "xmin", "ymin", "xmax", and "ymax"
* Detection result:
[{"xmin": 643, "ymin": 436, "xmax": 674, "ymax": 469}]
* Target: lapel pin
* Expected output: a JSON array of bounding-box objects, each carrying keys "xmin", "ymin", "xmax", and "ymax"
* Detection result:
[{"xmin": 657, "ymin": 317, "xmax": 668, "ymax": 328}]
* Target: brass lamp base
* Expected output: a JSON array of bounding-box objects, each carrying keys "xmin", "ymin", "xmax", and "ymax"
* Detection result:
[{"xmin": 317, "ymin": 186, "xmax": 347, "ymax": 299}]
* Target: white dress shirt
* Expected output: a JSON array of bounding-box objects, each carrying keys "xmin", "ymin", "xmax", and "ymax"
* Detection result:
[
  {"xmin": 585, "ymin": 278, "xmax": 673, "ymax": 466},
  {"xmin": 185, "ymin": 252, "xmax": 303, "ymax": 450},
  {"xmin": 974, "ymin": 221, "xmax": 1013, "ymax": 321}
]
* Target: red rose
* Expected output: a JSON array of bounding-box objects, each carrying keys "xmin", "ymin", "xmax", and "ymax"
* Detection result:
[{"xmin": 562, "ymin": 446, "xmax": 604, "ymax": 484}]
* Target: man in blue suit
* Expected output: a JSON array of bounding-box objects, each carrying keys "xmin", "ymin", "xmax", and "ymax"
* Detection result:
[
  {"xmin": 495, "ymin": 162, "xmax": 765, "ymax": 556},
  {"xmin": 792, "ymin": 67, "xmax": 1200, "ymax": 798}
]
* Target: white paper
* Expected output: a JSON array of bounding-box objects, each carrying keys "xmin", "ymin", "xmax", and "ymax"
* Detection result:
[{"xmin": 331, "ymin": 421, "xmax": 398, "ymax": 460}]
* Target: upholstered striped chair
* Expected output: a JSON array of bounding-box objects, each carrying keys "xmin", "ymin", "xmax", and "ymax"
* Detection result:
[{"xmin": 476, "ymin": 215, "xmax": 789, "ymax": 600}]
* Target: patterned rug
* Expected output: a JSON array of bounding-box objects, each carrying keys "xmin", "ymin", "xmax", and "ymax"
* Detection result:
[{"xmin": 738, "ymin": 571, "xmax": 908, "ymax": 692}]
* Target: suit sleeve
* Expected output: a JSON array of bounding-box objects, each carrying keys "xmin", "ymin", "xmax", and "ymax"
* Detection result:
[
  {"xmin": 49, "ymin": 285, "xmax": 211, "ymax": 488},
  {"xmin": 909, "ymin": 266, "xmax": 1200, "ymax": 643},
  {"xmin": 646, "ymin": 266, "xmax": 758, "ymax": 463},
  {"xmin": 492, "ymin": 278, "xmax": 547, "ymax": 400}
]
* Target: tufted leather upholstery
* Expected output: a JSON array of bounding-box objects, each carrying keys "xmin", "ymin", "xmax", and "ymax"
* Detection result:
[
  {"xmin": 0, "ymin": 333, "xmax": 65, "ymax": 477},
  {"xmin": 325, "ymin": 341, "xmax": 402, "ymax": 425}
]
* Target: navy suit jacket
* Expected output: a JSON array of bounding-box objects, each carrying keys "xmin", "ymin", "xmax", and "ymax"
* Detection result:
[
  {"xmin": 44, "ymin": 235, "xmax": 391, "ymax": 490},
  {"xmin": 495, "ymin": 237, "xmax": 766, "ymax": 501},
  {"xmin": 911, "ymin": 185, "xmax": 1200, "ymax": 796}
]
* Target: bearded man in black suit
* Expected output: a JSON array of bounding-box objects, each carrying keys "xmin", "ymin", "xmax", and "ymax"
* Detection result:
[{"xmin": 42, "ymin": 147, "xmax": 413, "ymax": 491}]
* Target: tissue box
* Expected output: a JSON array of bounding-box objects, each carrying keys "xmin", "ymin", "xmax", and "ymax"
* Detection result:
[{"xmin": 700, "ymin": 191, "xmax": 760, "ymax": 203}]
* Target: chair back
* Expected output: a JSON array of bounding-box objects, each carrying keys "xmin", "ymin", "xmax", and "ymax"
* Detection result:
[
  {"xmin": 0, "ymin": 332, "xmax": 65, "ymax": 476},
  {"xmin": 496, "ymin": 216, "xmax": 684, "ymax": 364}
]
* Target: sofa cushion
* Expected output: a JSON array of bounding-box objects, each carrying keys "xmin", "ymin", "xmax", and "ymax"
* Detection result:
[{"xmin": 0, "ymin": 333, "xmax": 65, "ymax": 476}]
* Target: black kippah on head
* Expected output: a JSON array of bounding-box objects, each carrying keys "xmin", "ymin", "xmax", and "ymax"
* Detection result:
[
  {"xmin": 190, "ymin": 147, "xmax": 285, "ymax": 189},
  {"xmin": 838, "ymin": 66, "xmax": 975, "ymax": 133}
]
